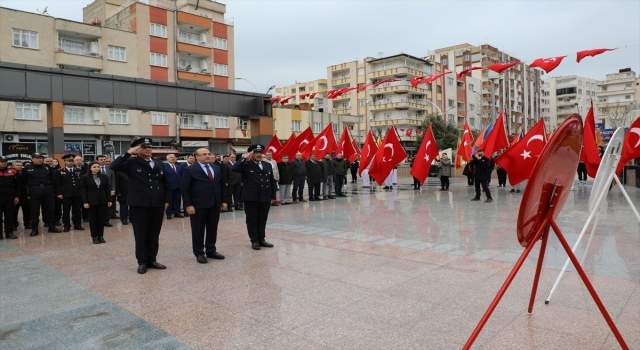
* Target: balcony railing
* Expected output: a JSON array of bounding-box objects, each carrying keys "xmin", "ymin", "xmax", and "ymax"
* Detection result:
[
  {"xmin": 56, "ymin": 47, "xmax": 102, "ymax": 58},
  {"xmin": 178, "ymin": 66, "xmax": 211, "ymax": 75},
  {"xmin": 180, "ymin": 124, "xmax": 212, "ymax": 130},
  {"xmin": 178, "ymin": 37, "xmax": 211, "ymax": 48}
]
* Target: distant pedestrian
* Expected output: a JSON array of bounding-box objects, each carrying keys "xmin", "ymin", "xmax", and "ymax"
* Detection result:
[
  {"xmin": 469, "ymin": 150, "xmax": 493, "ymax": 203},
  {"xmin": 291, "ymin": 152, "xmax": 307, "ymax": 203},
  {"xmin": 277, "ymin": 155, "xmax": 295, "ymax": 205},
  {"xmin": 81, "ymin": 161, "xmax": 111, "ymax": 244},
  {"xmin": 438, "ymin": 153, "xmax": 452, "ymax": 191},
  {"xmin": 0, "ymin": 156, "xmax": 19, "ymax": 239}
]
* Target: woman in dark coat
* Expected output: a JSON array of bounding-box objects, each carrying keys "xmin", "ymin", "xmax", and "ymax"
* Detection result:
[
  {"xmin": 81, "ymin": 161, "xmax": 112, "ymax": 244},
  {"xmin": 462, "ymin": 162, "xmax": 474, "ymax": 187}
]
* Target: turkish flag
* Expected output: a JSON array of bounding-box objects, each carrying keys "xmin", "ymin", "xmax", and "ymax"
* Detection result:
[
  {"xmin": 357, "ymin": 84, "xmax": 371, "ymax": 92},
  {"xmin": 529, "ymin": 56, "xmax": 567, "ymax": 73},
  {"xmin": 495, "ymin": 119, "xmax": 547, "ymax": 186},
  {"xmin": 481, "ymin": 112, "xmax": 510, "ymax": 157},
  {"xmin": 416, "ymin": 129, "xmax": 423, "ymax": 135},
  {"xmin": 406, "ymin": 129, "xmax": 412, "ymax": 137},
  {"xmin": 273, "ymin": 133, "xmax": 296, "ymax": 162},
  {"xmin": 580, "ymin": 103, "xmax": 601, "ymax": 178},
  {"xmin": 270, "ymin": 96, "xmax": 282, "ymax": 105},
  {"xmin": 461, "ymin": 120, "xmax": 474, "ymax": 162},
  {"xmin": 337, "ymin": 126, "xmax": 357, "ymax": 161},
  {"xmin": 304, "ymin": 122, "xmax": 337, "ymax": 160},
  {"xmin": 419, "ymin": 71, "xmax": 451, "ymax": 85},
  {"xmin": 294, "ymin": 127, "xmax": 315, "ymax": 157},
  {"xmin": 373, "ymin": 78, "xmax": 398, "ymax": 87},
  {"xmin": 487, "ymin": 62, "xmax": 519, "ymax": 74},
  {"xmin": 265, "ymin": 134, "xmax": 281, "ymax": 157},
  {"xmin": 280, "ymin": 96, "xmax": 296, "ymax": 104},
  {"xmin": 411, "ymin": 76, "xmax": 426, "ymax": 87},
  {"xmin": 457, "ymin": 66, "xmax": 483, "ymax": 78},
  {"xmin": 299, "ymin": 93, "xmax": 309, "ymax": 99},
  {"xmin": 576, "ymin": 48, "xmax": 615, "ymax": 63},
  {"xmin": 369, "ymin": 127, "xmax": 406, "ymax": 184},
  {"xmin": 358, "ymin": 130, "xmax": 379, "ymax": 176},
  {"xmin": 616, "ymin": 117, "xmax": 640, "ymax": 174},
  {"xmin": 410, "ymin": 124, "xmax": 439, "ymax": 184},
  {"xmin": 352, "ymin": 139, "xmax": 361, "ymax": 156},
  {"xmin": 309, "ymin": 92, "xmax": 318, "ymax": 99}
]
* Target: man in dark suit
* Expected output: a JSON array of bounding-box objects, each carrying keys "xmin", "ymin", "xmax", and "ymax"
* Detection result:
[
  {"xmin": 231, "ymin": 144, "xmax": 277, "ymax": 250},
  {"xmin": 181, "ymin": 148, "xmax": 227, "ymax": 264},
  {"xmin": 97, "ymin": 155, "xmax": 116, "ymax": 227},
  {"xmin": 305, "ymin": 154, "xmax": 323, "ymax": 201},
  {"xmin": 111, "ymin": 137, "xmax": 170, "ymax": 274},
  {"xmin": 163, "ymin": 154, "xmax": 184, "ymax": 219},
  {"xmin": 115, "ymin": 169, "xmax": 130, "ymax": 225},
  {"xmin": 225, "ymin": 153, "xmax": 242, "ymax": 212},
  {"xmin": 74, "ymin": 156, "xmax": 88, "ymax": 222},
  {"xmin": 55, "ymin": 154, "xmax": 85, "ymax": 232}
]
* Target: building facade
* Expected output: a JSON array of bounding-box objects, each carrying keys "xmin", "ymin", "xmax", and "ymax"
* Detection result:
[
  {"xmin": 275, "ymin": 79, "xmax": 328, "ymax": 112},
  {"xmin": 540, "ymin": 75, "xmax": 600, "ymax": 130},
  {"xmin": 272, "ymin": 109, "xmax": 360, "ymax": 144},
  {"xmin": 596, "ymin": 68, "xmax": 640, "ymax": 128},
  {"xmin": 1, "ymin": 0, "xmax": 246, "ymax": 162}
]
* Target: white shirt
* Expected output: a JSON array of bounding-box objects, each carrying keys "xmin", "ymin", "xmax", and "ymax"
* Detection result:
[{"xmin": 198, "ymin": 162, "xmax": 214, "ymax": 179}]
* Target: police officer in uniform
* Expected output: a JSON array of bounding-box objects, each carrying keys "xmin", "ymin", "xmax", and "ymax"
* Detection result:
[
  {"xmin": 55, "ymin": 154, "xmax": 85, "ymax": 232},
  {"xmin": 23, "ymin": 153, "xmax": 61, "ymax": 236},
  {"xmin": 110, "ymin": 137, "xmax": 170, "ymax": 274},
  {"xmin": 231, "ymin": 144, "xmax": 277, "ymax": 250},
  {"xmin": 0, "ymin": 156, "xmax": 20, "ymax": 239}
]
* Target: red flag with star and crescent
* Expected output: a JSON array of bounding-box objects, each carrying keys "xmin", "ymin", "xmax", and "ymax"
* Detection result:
[
  {"xmin": 303, "ymin": 123, "xmax": 336, "ymax": 160},
  {"xmin": 481, "ymin": 112, "xmax": 510, "ymax": 157},
  {"xmin": 369, "ymin": 126, "xmax": 407, "ymax": 185},
  {"xmin": 461, "ymin": 120, "xmax": 474, "ymax": 162},
  {"xmin": 410, "ymin": 124, "xmax": 439, "ymax": 184},
  {"xmin": 576, "ymin": 48, "xmax": 616, "ymax": 63},
  {"xmin": 358, "ymin": 130, "xmax": 379, "ymax": 176},
  {"xmin": 580, "ymin": 103, "xmax": 601, "ymax": 178},
  {"xmin": 495, "ymin": 119, "xmax": 548, "ymax": 186},
  {"xmin": 337, "ymin": 126, "xmax": 357, "ymax": 161},
  {"xmin": 265, "ymin": 134, "xmax": 281, "ymax": 157},
  {"xmin": 273, "ymin": 133, "xmax": 296, "ymax": 163},
  {"xmin": 616, "ymin": 117, "xmax": 640, "ymax": 174},
  {"xmin": 529, "ymin": 56, "xmax": 567, "ymax": 73},
  {"xmin": 293, "ymin": 127, "xmax": 315, "ymax": 157}
]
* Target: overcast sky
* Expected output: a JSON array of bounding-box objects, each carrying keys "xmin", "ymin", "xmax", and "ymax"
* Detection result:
[{"xmin": 2, "ymin": 0, "xmax": 639, "ymax": 93}]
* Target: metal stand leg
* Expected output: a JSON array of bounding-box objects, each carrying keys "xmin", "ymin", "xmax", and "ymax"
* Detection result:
[
  {"xmin": 528, "ymin": 226, "xmax": 550, "ymax": 313},
  {"xmin": 615, "ymin": 175, "xmax": 640, "ymax": 222}
]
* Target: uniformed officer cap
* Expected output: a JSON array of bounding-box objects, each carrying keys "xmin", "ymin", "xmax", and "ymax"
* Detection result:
[
  {"xmin": 0, "ymin": 156, "xmax": 8, "ymax": 162},
  {"xmin": 131, "ymin": 137, "xmax": 153, "ymax": 147},
  {"xmin": 247, "ymin": 144, "xmax": 265, "ymax": 153},
  {"xmin": 62, "ymin": 154, "xmax": 75, "ymax": 161},
  {"xmin": 31, "ymin": 152, "xmax": 44, "ymax": 158}
]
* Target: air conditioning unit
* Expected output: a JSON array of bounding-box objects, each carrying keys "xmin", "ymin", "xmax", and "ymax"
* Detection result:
[
  {"xmin": 3, "ymin": 134, "xmax": 19, "ymax": 142},
  {"xmin": 90, "ymin": 42, "xmax": 100, "ymax": 55},
  {"xmin": 202, "ymin": 115, "xmax": 210, "ymax": 124},
  {"xmin": 93, "ymin": 109, "xmax": 101, "ymax": 121}
]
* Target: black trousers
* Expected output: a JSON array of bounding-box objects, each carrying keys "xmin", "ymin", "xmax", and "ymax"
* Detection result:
[
  {"xmin": 496, "ymin": 168, "xmax": 507, "ymax": 186},
  {"xmin": 577, "ymin": 163, "xmax": 587, "ymax": 181},
  {"xmin": 467, "ymin": 176, "xmax": 474, "ymax": 186},
  {"xmin": 62, "ymin": 196, "xmax": 82, "ymax": 228},
  {"xmin": 54, "ymin": 197, "xmax": 62, "ymax": 222},
  {"xmin": 0, "ymin": 197, "xmax": 15, "ymax": 235},
  {"xmin": 440, "ymin": 176, "xmax": 450, "ymax": 190},
  {"xmin": 190, "ymin": 206, "xmax": 220, "ymax": 256},
  {"xmin": 293, "ymin": 176, "xmax": 306, "ymax": 200},
  {"xmin": 29, "ymin": 186, "xmax": 55, "ymax": 227},
  {"xmin": 227, "ymin": 184, "xmax": 241, "ymax": 207},
  {"xmin": 474, "ymin": 177, "xmax": 492, "ymax": 199},
  {"xmin": 335, "ymin": 175, "xmax": 346, "ymax": 195},
  {"xmin": 14, "ymin": 196, "xmax": 30, "ymax": 227},
  {"xmin": 130, "ymin": 206, "xmax": 164, "ymax": 265},
  {"xmin": 110, "ymin": 195, "xmax": 117, "ymax": 216},
  {"xmin": 413, "ymin": 177, "xmax": 421, "ymax": 188},
  {"xmin": 87, "ymin": 204, "xmax": 107, "ymax": 238},
  {"xmin": 350, "ymin": 169, "xmax": 357, "ymax": 183},
  {"xmin": 307, "ymin": 181, "xmax": 321, "ymax": 199},
  {"xmin": 165, "ymin": 189, "xmax": 182, "ymax": 216},
  {"xmin": 119, "ymin": 202, "xmax": 129, "ymax": 223},
  {"xmin": 243, "ymin": 200, "xmax": 271, "ymax": 243}
]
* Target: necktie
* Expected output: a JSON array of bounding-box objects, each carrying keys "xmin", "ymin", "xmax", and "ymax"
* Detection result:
[
  {"xmin": 101, "ymin": 166, "xmax": 106, "ymax": 174},
  {"xmin": 172, "ymin": 164, "xmax": 176, "ymax": 173},
  {"xmin": 205, "ymin": 165, "xmax": 214, "ymax": 181}
]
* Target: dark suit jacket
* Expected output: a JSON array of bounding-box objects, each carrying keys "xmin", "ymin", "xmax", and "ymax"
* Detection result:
[
  {"xmin": 225, "ymin": 161, "xmax": 242, "ymax": 185},
  {"xmin": 115, "ymin": 171, "xmax": 130, "ymax": 203},
  {"xmin": 81, "ymin": 174, "xmax": 111, "ymax": 206},
  {"xmin": 305, "ymin": 160, "xmax": 323, "ymax": 184},
  {"xmin": 163, "ymin": 162, "xmax": 183, "ymax": 190},
  {"xmin": 55, "ymin": 167, "xmax": 83, "ymax": 198},
  {"xmin": 231, "ymin": 159, "xmax": 276, "ymax": 202},
  {"xmin": 181, "ymin": 162, "xmax": 227, "ymax": 209},
  {"xmin": 110, "ymin": 154, "xmax": 170, "ymax": 207}
]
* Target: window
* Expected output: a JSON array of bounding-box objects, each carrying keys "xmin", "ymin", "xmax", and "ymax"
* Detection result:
[
  {"xmin": 15, "ymin": 103, "xmax": 41, "ymax": 120},
  {"xmin": 457, "ymin": 102, "xmax": 465, "ymax": 111},
  {"xmin": 448, "ymin": 99, "xmax": 455, "ymax": 107},
  {"xmin": 292, "ymin": 121, "xmax": 301, "ymax": 131},
  {"xmin": 12, "ymin": 29, "xmax": 38, "ymax": 49},
  {"xmin": 291, "ymin": 88, "xmax": 296, "ymax": 94},
  {"xmin": 586, "ymin": 90, "xmax": 590, "ymax": 96},
  {"xmin": 578, "ymin": 89, "xmax": 582, "ymax": 94},
  {"xmin": 181, "ymin": 115, "xmax": 194, "ymax": 127},
  {"xmin": 358, "ymin": 68, "xmax": 364, "ymax": 75},
  {"xmin": 150, "ymin": 53, "xmax": 168, "ymax": 67},
  {"xmin": 625, "ymin": 83, "xmax": 632, "ymax": 88},
  {"xmin": 457, "ymin": 81, "xmax": 464, "ymax": 89},
  {"xmin": 578, "ymin": 80, "xmax": 582, "ymax": 86},
  {"xmin": 213, "ymin": 37, "xmax": 227, "ymax": 50},
  {"xmin": 436, "ymin": 100, "xmax": 442, "ymax": 108},
  {"xmin": 447, "ymin": 77, "xmax": 454, "ymax": 86},
  {"xmin": 468, "ymin": 83, "xmax": 475, "ymax": 91},
  {"xmin": 463, "ymin": 54, "xmax": 471, "ymax": 61},
  {"xmin": 358, "ymin": 99, "xmax": 367, "ymax": 107},
  {"xmin": 58, "ymin": 38, "xmax": 86, "ymax": 54},
  {"xmin": 214, "ymin": 64, "xmax": 228, "ymax": 76},
  {"xmin": 625, "ymin": 95, "xmax": 631, "ymax": 100},
  {"xmin": 273, "ymin": 119, "xmax": 277, "ymax": 130},
  {"xmin": 441, "ymin": 58, "xmax": 448, "ymax": 65},
  {"xmin": 448, "ymin": 113, "xmax": 455, "ymax": 120},
  {"xmin": 108, "ymin": 45, "xmax": 126, "ymax": 61},
  {"xmin": 299, "ymin": 87, "xmax": 306, "ymax": 92},
  {"xmin": 319, "ymin": 83, "xmax": 327, "ymax": 89},
  {"xmin": 309, "ymin": 84, "xmax": 314, "ymax": 92},
  {"xmin": 333, "ymin": 124, "xmax": 338, "ymax": 134},
  {"xmin": 436, "ymin": 85, "xmax": 442, "ymax": 93},
  {"xmin": 64, "ymin": 107, "xmax": 86, "ymax": 124},
  {"xmin": 151, "ymin": 112, "xmax": 168, "ymax": 125},
  {"xmin": 109, "ymin": 109, "xmax": 128, "ymax": 124},
  {"xmin": 313, "ymin": 122, "xmax": 321, "ymax": 133},
  {"xmin": 384, "ymin": 113, "xmax": 391, "ymax": 120},
  {"xmin": 592, "ymin": 91, "xmax": 596, "ymax": 96},
  {"xmin": 469, "ymin": 104, "xmax": 475, "ymax": 112},
  {"xmin": 215, "ymin": 116, "xmax": 228, "ymax": 128},
  {"xmin": 150, "ymin": 23, "xmax": 167, "ymax": 38},
  {"xmin": 470, "ymin": 118, "xmax": 476, "ymax": 126},
  {"xmin": 543, "ymin": 91, "xmax": 550, "ymax": 96}
]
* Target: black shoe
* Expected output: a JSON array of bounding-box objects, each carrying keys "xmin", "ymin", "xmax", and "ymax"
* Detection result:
[
  {"xmin": 63, "ymin": 227, "xmax": 71, "ymax": 232},
  {"xmin": 121, "ymin": 221, "xmax": 129, "ymax": 225},
  {"xmin": 339, "ymin": 194, "xmax": 347, "ymax": 197},
  {"xmin": 510, "ymin": 189, "xmax": 515, "ymax": 193},
  {"xmin": 43, "ymin": 223, "xmax": 49, "ymax": 228},
  {"xmin": 271, "ymin": 203, "xmax": 280, "ymax": 206},
  {"xmin": 485, "ymin": 198, "xmax": 493, "ymax": 203},
  {"xmin": 184, "ymin": 213, "xmax": 190, "ymax": 217},
  {"xmin": 6, "ymin": 233, "xmax": 17, "ymax": 239},
  {"xmin": 48, "ymin": 226, "xmax": 62, "ymax": 233},
  {"xmin": 98, "ymin": 236, "xmax": 106, "ymax": 243},
  {"xmin": 516, "ymin": 190, "xmax": 521, "ymax": 193},
  {"xmin": 55, "ymin": 222, "xmax": 62, "ymax": 226},
  {"xmin": 471, "ymin": 198, "xmax": 481, "ymax": 201},
  {"xmin": 252, "ymin": 242, "xmax": 261, "ymax": 250},
  {"xmin": 104, "ymin": 222, "xmax": 113, "ymax": 227},
  {"xmin": 25, "ymin": 224, "xmax": 32, "ymax": 229},
  {"xmin": 166, "ymin": 215, "xmax": 172, "ymax": 220},
  {"xmin": 383, "ymin": 186, "xmax": 389, "ymax": 189},
  {"xmin": 259, "ymin": 241, "xmax": 274, "ymax": 248},
  {"xmin": 309, "ymin": 198, "xmax": 316, "ymax": 201},
  {"xmin": 328, "ymin": 196, "xmax": 336, "ymax": 199},
  {"xmin": 137, "ymin": 264, "xmax": 147, "ymax": 274},
  {"xmin": 74, "ymin": 226, "xmax": 85, "ymax": 230},
  {"xmin": 196, "ymin": 255, "xmax": 208, "ymax": 264},
  {"xmin": 30, "ymin": 229, "xmax": 39, "ymax": 236},
  {"xmin": 148, "ymin": 262, "xmax": 166, "ymax": 269},
  {"xmin": 93, "ymin": 237, "xmax": 100, "ymax": 244},
  {"xmin": 174, "ymin": 214, "xmax": 184, "ymax": 218},
  {"xmin": 206, "ymin": 252, "xmax": 225, "ymax": 260},
  {"xmin": 13, "ymin": 226, "xmax": 17, "ymax": 231}
]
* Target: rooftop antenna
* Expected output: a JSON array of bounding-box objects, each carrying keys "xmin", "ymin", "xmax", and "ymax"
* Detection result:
[{"xmin": 37, "ymin": 7, "xmax": 50, "ymax": 15}]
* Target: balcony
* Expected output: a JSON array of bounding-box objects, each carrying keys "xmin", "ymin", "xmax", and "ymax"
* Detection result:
[
  {"xmin": 369, "ymin": 67, "xmax": 429, "ymax": 79},
  {"xmin": 370, "ymin": 116, "xmax": 423, "ymax": 127},
  {"xmin": 177, "ymin": 41, "xmax": 212, "ymax": 57},
  {"xmin": 331, "ymin": 77, "xmax": 350, "ymax": 86},
  {"xmin": 179, "ymin": 124, "xmax": 213, "ymax": 137},
  {"xmin": 330, "ymin": 63, "xmax": 350, "ymax": 73},
  {"xmin": 177, "ymin": 11, "xmax": 212, "ymax": 30},
  {"xmin": 370, "ymin": 81, "xmax": 430, "ymax": 95},
  {"xmin": 370, "ymin": 99, "xmax": 428, "ymax": 111},
  {"xmin": 177, "ymin": 69, "xmax": 212, "ymax": 85},
  {"xmin": 556, "ymin": 100, "xmax": 577, "ymax": 107},
  {"xmin": 332, "ymin": 107, "xmax": 353, "ymax": 115},
  {"xmin": 332, "ymin": 93, "xmax": 352, "ymax": 101},
  {"xmin": 55, "ymin": 20, "xmax": 101, "ymax": 39},
  {"xmin": 55, "ymin": 49, "xmax": 103, "ymax": 72},
  {"xmin": 597, "ymin": 89, "xmax": 635, "ymax": 98}
]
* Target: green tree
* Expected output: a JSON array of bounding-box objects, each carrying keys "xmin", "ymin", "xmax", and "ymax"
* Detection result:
[{"xmin": 415, "ymin": 114, "xmax": 460, "ymax": 150}]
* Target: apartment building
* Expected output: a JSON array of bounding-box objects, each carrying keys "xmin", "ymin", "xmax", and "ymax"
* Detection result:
[
  {"xmin": 431, "ymin": 43, "xmax": 543, "ymax": 134},
  {"xmin": 540, "ymin": 75, "xmax": 600, "ymax": 130},
  {"xmin": 596, "ymin": 68, "xmax": 640, "ymax": 128},
  {"xmin": 0, "ymin": 0, "xmax": 244, "ymax": 162},
  {"xmin": 275, "ymin": 79, "xmax": 328, "ymax": 112},
  {"xmin": 272, "ymin": 109, "xmax": 360, "ymax": 143}
]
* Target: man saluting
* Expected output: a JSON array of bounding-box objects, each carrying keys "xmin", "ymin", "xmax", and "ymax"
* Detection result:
[
  {"xmin": 111, "ymin": 137, "xmax": 170, "ymax": 274},
  {"xmin": 231, "ymin": 144, "xmax": 277, "ymax": 250}
]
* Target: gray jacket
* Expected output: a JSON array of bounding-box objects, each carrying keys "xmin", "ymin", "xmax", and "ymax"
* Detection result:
[
  {"xmin": 320, "ymin": 158, "xmax": 335, "ymax": 178},
  {"xmin": 439, "ymin": 158, "xmax": 452, "ymax": 177}
]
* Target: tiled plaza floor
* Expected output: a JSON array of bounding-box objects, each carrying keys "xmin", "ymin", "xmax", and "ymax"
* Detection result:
[{"xmin": 1, "ymin": 177, "xmax": 639, "ymax": 349}]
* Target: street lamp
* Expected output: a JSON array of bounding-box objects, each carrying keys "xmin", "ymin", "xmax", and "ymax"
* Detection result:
[
  {"xmin": 265, "ymin": 85, "xmax": 276, "ymax": 94},
  {"xmin": 235, "ymin": 77, "xmax": 258, "ymax": 93}
]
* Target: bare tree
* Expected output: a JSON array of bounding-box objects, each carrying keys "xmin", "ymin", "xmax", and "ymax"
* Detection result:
[{"xmin": 600, "ymin": 102, "xmax": 634, "ymax": 128}]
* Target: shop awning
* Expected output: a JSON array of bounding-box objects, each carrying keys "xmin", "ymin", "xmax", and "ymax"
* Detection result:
[{"xmin": 151, "ymin": 149, "xmax": 179, "ymax": 154}]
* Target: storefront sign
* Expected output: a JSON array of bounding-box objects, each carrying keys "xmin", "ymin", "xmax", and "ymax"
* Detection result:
[
  {"xmin": 182, "ymin": 140, "xmax": 209, "ymax": 147},
  {"xmin": 1, "ymin": 143, "xmax": 35, "ymax": 161},
  {"xmin": 83, "ymin": 143, "xmax": 96, "ymax": 155},
  {"xmin": 65, "ymin": 142, "xmax": 82, "ymax": 155}
]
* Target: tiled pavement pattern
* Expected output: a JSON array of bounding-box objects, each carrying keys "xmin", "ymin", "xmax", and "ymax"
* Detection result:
[{"xmin": 0, "ymin": 177, "xmax": 638, "ymax": 349}]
